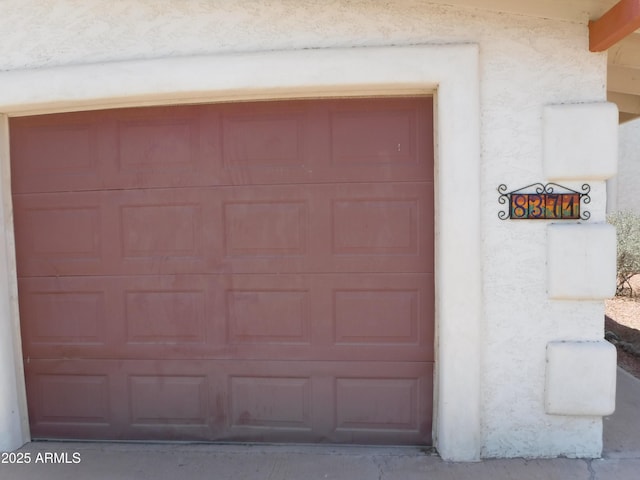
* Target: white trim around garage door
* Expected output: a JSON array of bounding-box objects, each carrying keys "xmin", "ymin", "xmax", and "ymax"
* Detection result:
[{"xmin": 0, "ymin": 44, "xmax": 482, "ymax": 461}]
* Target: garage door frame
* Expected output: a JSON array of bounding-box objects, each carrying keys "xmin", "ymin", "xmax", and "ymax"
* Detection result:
[{"xmin": 0, "ymin": 44, "xmax": 482, "ymax": 461}]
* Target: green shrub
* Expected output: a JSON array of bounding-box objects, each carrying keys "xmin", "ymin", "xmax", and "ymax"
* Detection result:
[{"xmin": 608, "ymin": 210, "xmax": 640, "ymax": 296}]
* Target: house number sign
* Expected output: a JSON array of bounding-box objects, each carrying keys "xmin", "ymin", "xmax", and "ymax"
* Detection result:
[{"xmin": 497, "ymin": 183, "xmax": 590, "ymax": 220}]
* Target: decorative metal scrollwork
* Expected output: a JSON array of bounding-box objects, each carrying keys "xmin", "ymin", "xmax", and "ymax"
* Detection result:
[{"xmin": 497, "ymin": 182, "xmax": 590, "ymax": 221}]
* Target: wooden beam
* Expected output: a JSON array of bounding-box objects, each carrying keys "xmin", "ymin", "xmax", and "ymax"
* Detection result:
[{"xmin": 589, "ymin": 0, "xmax": 640, "ymax": 52}]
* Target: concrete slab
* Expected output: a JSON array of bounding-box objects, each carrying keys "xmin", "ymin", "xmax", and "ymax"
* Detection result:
[
  {"xmin": 0, "ymin": 442, "xmax": 599, "ymax": 480},
  {"xmin": 2, "ymin": 443, "xmax": 417, "ymax": 480},
  {"xmin": 383, "ymin": 455, "xmax": 591, "ymax": 480},
  {"xmin": 591, "ymin": 458, "xmax": 640, "ymax": 480},
  {"xmin": 603, "ymin": 368, "xmax": 640, "ymax": 458}
]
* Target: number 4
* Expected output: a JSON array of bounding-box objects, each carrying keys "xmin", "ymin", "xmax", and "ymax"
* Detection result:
[{"xmin": 561, "ymin": 194, "xmax": 580, "ymax": 219}]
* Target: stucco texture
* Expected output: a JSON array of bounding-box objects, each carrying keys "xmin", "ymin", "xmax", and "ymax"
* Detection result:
[
  {"xmin": 0, "ymin": 0, "xmax": 608, "ymax": 459},
  {"xmin": 615, "ymin": 119, "xmax": 640, "ymax": 215}
]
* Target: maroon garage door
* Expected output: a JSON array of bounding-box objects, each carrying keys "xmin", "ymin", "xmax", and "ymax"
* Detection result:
[{"xmin": 11, "ymin": 98, "xmax": 434, "ymax": 444}]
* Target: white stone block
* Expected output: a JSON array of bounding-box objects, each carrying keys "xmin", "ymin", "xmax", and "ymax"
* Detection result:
[
  {"xmin": 545, "ymin": 340, "xmax": 617, "ymax": 416},
  {"xmin": 543, "ymin": 103, "xmax": 618, "ymax": 180},
  {"xmin": 547, "ymin": 223, "xmax": 616, "ymax": 300}
]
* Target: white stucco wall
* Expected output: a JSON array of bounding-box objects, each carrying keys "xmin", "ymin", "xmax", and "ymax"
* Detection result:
[
  {"xmin": 0, "ymin": 0, "xmax": 612, "ymax": 460},
  {"xmin": 612, "ymin": 119, "xmax": 640, "ymax": 215}
]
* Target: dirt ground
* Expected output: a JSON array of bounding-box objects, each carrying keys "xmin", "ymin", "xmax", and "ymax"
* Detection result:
[{"xmin": 605, "ymin": 275, "xmax": 640, "ymax": 378}]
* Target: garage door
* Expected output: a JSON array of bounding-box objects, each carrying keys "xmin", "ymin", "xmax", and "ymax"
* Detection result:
[{"xmin": 11, "ymin": 98, "xmax": 434, "ymax": 445}]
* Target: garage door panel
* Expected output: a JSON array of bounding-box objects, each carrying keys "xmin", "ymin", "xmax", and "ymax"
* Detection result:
[
  {"xmin": 25, "ymin": 362, "xmax": 119, "ymax": 440},
  {"xmin": 325, "ymin": 182, "xmax": 433, "ymax": 274},
  {"xmin": 21, "ymin": 273, "xmax": 432, "ymax": 362},
  {"xmin": 117, "ymin": 359, "xmax": 221, "ymax": 441},
  {"xmin": 222, "ymin": 110, "xmax": 306, "ymax": 169},
  {"xmin": 332, "ymin": 198, "xmax": 420, "ymax": 255},
  {"xmin": 25, "ymin": 360, "xmax": 216, "ymax": 441},
  {"xmin": 14, "ymin": 186, "xmax": 431, "ymax": 277},
  {"xmin": 223, "ymin": 365, "xmax": 322, "ymax": 442},
  {"xmin": 20, "ymin": 288, "xmax": 107, "ymax": 347},
  {"xmin": 218, "ymin": 182, "xmax": 432, "ymax": 274},
  {"xmin": 14, "ymin": 189, "xmax": 216, "ymax": 277},
  {"xmin": 330, "ymin": 362, "xmax": 433, "ymax": 444},
  {"xmin": 217, "ymin": 107, "xmax": 325, "ymax": 189},
  {"xmin": 26, "ymin": 359, "xmax": 431, "ymax": 443},
  {"xmin": 325, "ymin": 274, "xmax": 435, "ymax": 361},
  {"xmin": 11, "ymin": 99, "xmax": 432, "ymax": 194},
  {"xmin": 222, "ymin": 200, "xmax": 309, "ymax": 257},
  {"xmin": 118, "ymin": 202, "xmax": 205, "ymax": 262},
  {"xmin": 20, "ymin": 275, "xmax": 218, "ymax": 360},
  {"xmin": 222, "ymin": 360, "xmax": 432, "ymax": 443},
  {"xmin": 19, "ymin": 275, "xmax": 215, "ymax": 360},
  {"xmin": 13, "ymin": 193, "xmax": 105, "ymax": 276},
  {"xmin": 219, "ymin": 273, "xmax": 433, "ymax": 361},
  {"xmin": 18, "ymin": 277, "xmax": 119, "ymax": 357},
  {"xmin": 128, "ymin": 374, "xmax": 209, "ymax": 426},
  {"xmin": 124, "ymin": 289, "xmax": 208, "ymax": 345},
  {"xmin": 13, "ymin": 98, "xmax": 434, "ymax": 445},
  {"xmin": 10, "ymin": 113, "xmax": 103, "ymax": 194},
  {"xmin": 99, "ymin": 105, "xmax": 217, "ymax": 193},
  {"xmin": 334, "ymin": 290, "xmax": 419, "ymax": 344},
  {"xmin": 323, "ymin": 97, "xmax": 432, "ymax": 180},
  {"xmin": 125, "ymin": 112, "xmax": 220, "ymax": 191},
  {"xmin": 226, "ymin": 288, "xmax": 311, "ymax": 346},
  {"xmin": 116, "ymin": 114, "xmax": 199, "ymax": 174},
  {"xmin": 228, "ymin": 375, "xmax": 313, "ymax": 431},
  {"xmin": 111, "ymin": 188, "xmax": 215, "ymax": 275},
  {"xmin": 31, "ymin": 373, "xmax": 111, "ymax": 425},
  {"xmin": 335, "ymin": 378, "xmax": 419, "ymax": 430},
  {"xmin": 330, "ymin": 108, "xmax": 418, "ymax": 166},
  {"xmin": 115, "ymin": 275, "xmax": 218, "ymax": 358}
]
